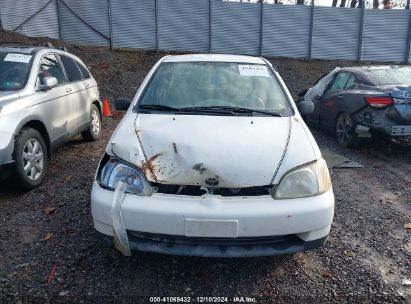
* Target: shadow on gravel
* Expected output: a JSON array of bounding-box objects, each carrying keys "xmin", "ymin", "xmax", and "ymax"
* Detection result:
[
  {"xmin": 365, "ymin": 138, "xmax": 411, "ymax": 156},
  {"xmin": 64, "ymin": 136, "xmax": 93, "ymax": 147},
  {"xmin": 311, "ymin": 127, "xmax": 410, "ymax": 161},
  {"xmin": 0, "ymin": 181, "xmax": 28, "ymax": 200},
  {"xmin": 95, "ymin": 245, "xmax": 295, "ymax": 296},
  {"xmin": 0, "ymin": 181, "xmax": 26, "ymax": 207}
]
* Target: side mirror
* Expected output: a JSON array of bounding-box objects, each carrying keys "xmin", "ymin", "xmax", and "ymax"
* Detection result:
[
  {"xmin": 114, "ymin": 98, "xmax": 131, "ymax": 111},
  {"xmin": 37, "ymin": 76, "xmax": 58, "ymax": 91},
  {"xmin": 297, "ymin": 100, "xmax": 314, "ymax": 115}
]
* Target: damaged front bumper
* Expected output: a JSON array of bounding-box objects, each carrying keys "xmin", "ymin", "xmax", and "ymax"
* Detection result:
[
  {"xmin": 91, "ymin": 182, "xmax": 334, "ymax": 257},
  {"xmin": 355, "ymin": 124, "xmax": 411, "ymax": 138},
  {"xmin": 97, "ymin": 230, "xmax": 329, "ymax": 258},
  {"xmin": 390, "ymin": 125, "xmax": 411, "ymax": 136},
  {"xmin": 356, "ymin": 108, "xmax": 411, "ymax": 138}
]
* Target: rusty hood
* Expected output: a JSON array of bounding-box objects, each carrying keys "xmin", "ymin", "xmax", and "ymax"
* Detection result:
[{"xmin": 128, "ymin": 113, "xmax": 293, "ymax": 188}]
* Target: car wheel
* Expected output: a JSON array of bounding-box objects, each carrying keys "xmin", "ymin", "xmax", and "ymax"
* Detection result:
[
  {"xmin": 335, "ymin": 113, "xmax": 360, "ymax": 148},
  {"xmin": 82, "ymin": 104, "xmax": 101, "ymax": 141},
  {"xmin": 13, "ymin": 128, "xmax": 48, "ymax": 189}
]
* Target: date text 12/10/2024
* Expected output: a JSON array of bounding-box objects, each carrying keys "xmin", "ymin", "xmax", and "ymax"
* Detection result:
[{"xmin": 149, "ymin": 296, "xmax": 257, "ymax": 303}]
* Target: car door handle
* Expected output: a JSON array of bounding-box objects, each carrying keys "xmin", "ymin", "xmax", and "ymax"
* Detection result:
[
  {"xmin": 337, "ymin": 95, "xmax": 343, "ymax": 99},
  {"xmin": 66, "ymin": 88, "xmax": 72, "ymax": 93},
  {"xmin": 84, "ymin": 83, "xmax": 90, "ymax": 88}
]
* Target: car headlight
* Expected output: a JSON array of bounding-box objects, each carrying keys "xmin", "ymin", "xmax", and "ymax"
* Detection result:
[
  {"xmin": 274, "ymin": 158, "xmax": 331, "ymax": 199},
  {"xmin": 99, "ymin": 158, "xmax": 151, "ymax": 195}
]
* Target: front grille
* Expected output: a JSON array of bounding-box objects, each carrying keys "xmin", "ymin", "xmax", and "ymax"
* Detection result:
[
  {"xmin": 128, "ymin": 231, "xmax": 297, "ymax": 246},
  {"xmin": 150, "ymin": 183, "xmax": 273, "ymax": 197}
]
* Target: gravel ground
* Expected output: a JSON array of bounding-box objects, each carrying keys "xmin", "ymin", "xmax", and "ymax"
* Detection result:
[{"xmin": 0, "ymin": 30, "xmax": 410, "ymax": 303}]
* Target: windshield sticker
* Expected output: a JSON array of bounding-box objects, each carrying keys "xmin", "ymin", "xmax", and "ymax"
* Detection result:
[
  {"xmin": 4, "ymin": 53, "xmax": 32, "ymax": 63},
  {"xmin": 238, "ymin": 65, "xmax": 270, "ymax": 77}
]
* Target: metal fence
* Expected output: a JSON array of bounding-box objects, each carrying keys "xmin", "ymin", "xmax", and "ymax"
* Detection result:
[{"xmin": 1, "ymin": 0, "xmax": 411, "ymax": 63}]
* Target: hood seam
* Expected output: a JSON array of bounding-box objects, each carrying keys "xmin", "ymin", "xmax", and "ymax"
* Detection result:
[
  {"xmin": 134, "ymin": 113, "xmax": 149, "ymax": 162},
  {"xmin": 270, "ymin": 116, "xmax": 292, "ymax": 185},
  {"xmin": 300, "ymin": 119, "xmax": 320, "ymax": 160}
]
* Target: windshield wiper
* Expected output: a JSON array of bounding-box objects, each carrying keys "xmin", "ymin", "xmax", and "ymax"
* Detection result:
[
  {"xmin": 180, "ymin": 106, "xmax": 283, "ymax": 117},
  {"xmin": 138, "ymin": 104, "xmax": 183, "ymax": 112},
  {"xmin": 138, "ymin": 104, "xmax": 236, "ymax": 115},
  {"xmin": 179, "ymin": 106, "xmax": 238, "ymax": 115},
  {"xmin": 137, "ymin": 104, "xmax": 283, "ymax": 117},
  {"xmin": 230, "ymin": 106, "xmax": 283, "ymax": 117}
]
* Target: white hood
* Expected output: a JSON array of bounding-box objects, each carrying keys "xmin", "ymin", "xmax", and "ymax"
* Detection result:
[{"xmin": 108, "ymin": 113, "xmax": 318, "ymax": 188}]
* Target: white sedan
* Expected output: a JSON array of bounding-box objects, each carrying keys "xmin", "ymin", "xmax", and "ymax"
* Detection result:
[{"xmin": 91, "ymin": 54, "xmax": 334, "ymax": 257}]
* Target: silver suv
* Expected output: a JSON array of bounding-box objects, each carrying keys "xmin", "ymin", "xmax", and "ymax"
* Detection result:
[{"xmin": 0, "ymin": 44, "xmax": 102, "ymax": 189}]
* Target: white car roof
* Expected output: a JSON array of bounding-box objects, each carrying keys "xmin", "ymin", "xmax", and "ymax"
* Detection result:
[
  {"xmin": 35, "ymin": 48, "xmax": 86, "ymax": 64},
  {"xmin": 0, "ymin": 46, "xmax": 84, "ymax": 64},
  {"xmin": 163, "ymin": 54, "xmax": 266, "ymax": 64},
  {"xmin": 0, "ymin": 47, "xmax": 38, "ymax": 54}
]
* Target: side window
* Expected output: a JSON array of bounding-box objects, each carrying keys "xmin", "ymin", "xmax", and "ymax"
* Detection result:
[
  {"xmin": 38, "ymin": 54, "xmax": 65, "ymax": 85},
  {"xmin": 329, "ymin": 72, "xmax": 351, "ymax": 91},
  {"xmin": 344, "ymin": 74, "xmax": 357, "ymax": 89},
  {"xmin": 75, "ymin": 60, "xmax": 91, "ymax": 79},
  {"xmin": 60, "ymin": 55, "xmax": 83, "ymax": 82}
]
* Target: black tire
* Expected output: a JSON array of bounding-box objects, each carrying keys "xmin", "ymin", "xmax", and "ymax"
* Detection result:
[
  {"xmin": 82, "ymin": 104, "xmax": 101, "ymax": 141},
  {"xmin": 335, "ymin": 113, "xmax": 361, "ymax": 148},
  {"xmin": 13, "ymin": 128, "xmax": 48, "ymax": 190}
]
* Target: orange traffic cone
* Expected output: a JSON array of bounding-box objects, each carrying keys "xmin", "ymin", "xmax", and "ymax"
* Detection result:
[{"xmin": 102, "ymin": 98, "xmax": 112, "ymax": 117}]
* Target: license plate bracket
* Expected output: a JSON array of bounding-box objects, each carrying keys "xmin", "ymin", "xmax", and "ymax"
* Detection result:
[{"xmin": 185, "ymin": 219, "xmax": 238, "ymax": 238}]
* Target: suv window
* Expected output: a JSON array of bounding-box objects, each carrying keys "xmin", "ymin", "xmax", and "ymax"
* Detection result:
[
  {"xmin": 329, "ymin": 72, "xmax": 351, "ymax": 91},
  {"xmin": 75, "ymin": 60, "xmax": 91, "ymax": 79},
  {"xmin": 60, "ymin": 55, "xmax": 83, "ymax": 82},
  {"xmin": 0, "ymin": 52, "xmax": 33, "ymax": 91},
  {"xmin": 38, "ymin": 54, "xmax": 65, "ymax": 85}
]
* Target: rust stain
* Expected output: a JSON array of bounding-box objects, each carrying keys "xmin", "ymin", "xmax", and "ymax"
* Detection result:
[
  {"xmin": 140, "ymin": 153, "xmax": 162, "ymax": 182},
  {"xmin": 172, "ymin": 143, "xmax": 178, "ymax": 154},
  {"xmin": 192, "ymin": 163, "xmax": 207, "ymax": 174}
]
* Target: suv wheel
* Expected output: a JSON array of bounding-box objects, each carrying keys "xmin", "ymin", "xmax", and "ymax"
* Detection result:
[
  {"xmin": 82, "ymin": 104, "xmax": 101, "ymax": 141},
  {"xmin": 13, "ymin": 128, "xmax": 48, "ymax": 189},
  {"xmin": 335, "ymin": 113, "xmax": 361, "ymax": 148}
]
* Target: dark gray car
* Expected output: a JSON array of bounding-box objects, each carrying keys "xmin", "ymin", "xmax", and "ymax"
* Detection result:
[{"xmin": 300, "ymin": 66, "xmax": 411, "ymax": 147}]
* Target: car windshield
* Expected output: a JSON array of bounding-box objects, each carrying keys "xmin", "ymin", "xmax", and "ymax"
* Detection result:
[
  {"xmin": 0, "ymin": 52, "xmax": 33, "ymax": 91},
  {"xmin": 138, "ymin": 62, "xmax": 293, "ymax": 116},
  {"xmin": 366, "ymin": 66, "xmax": 411, "ymax": 85}
]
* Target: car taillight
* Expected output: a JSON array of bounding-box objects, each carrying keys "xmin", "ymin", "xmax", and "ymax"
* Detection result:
[{"xmin": 365, "ymin": 96, "xmax": 393, "ymax": 108}]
